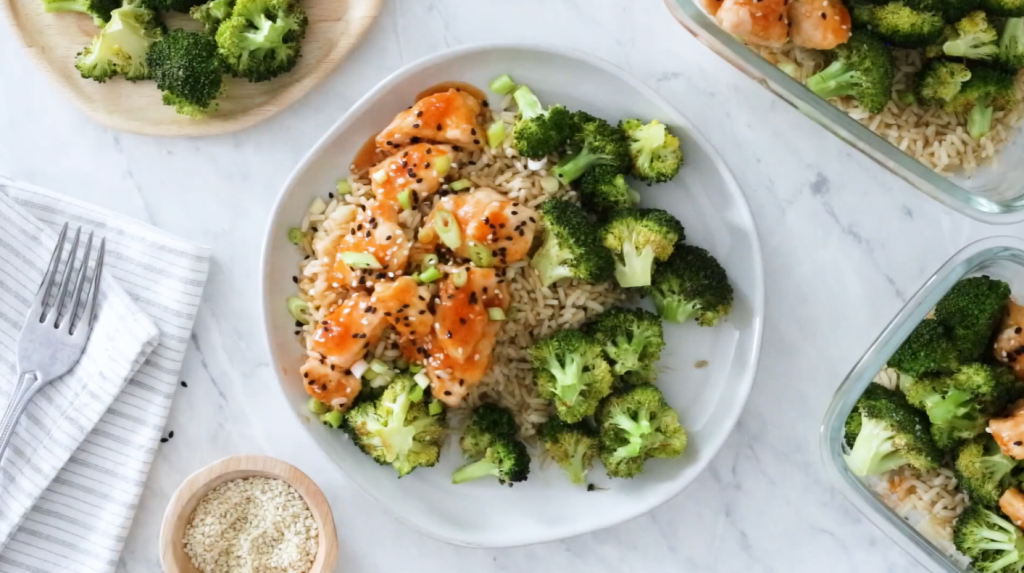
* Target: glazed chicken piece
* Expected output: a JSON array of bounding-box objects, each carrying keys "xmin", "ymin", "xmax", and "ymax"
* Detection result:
[
  {"xmin": 1001, "ymin": 488, "xmax": 1024, "ymax": 529},
  {"xmin": 371, "ymin": 276, "xmax": 433, "ymax": 341},
  {"xmin": 369, "ymin": 143, "xmax": 453, "ymax": 207},
  {"xmin": 329, "ymin": 201, "xmax": 411, "ymax": 288},
  {"xmin": 425, "ymin": 267, "xmax": 510, "ymax": 406},
  {"xmin": 701, "ymin": 0, "xmax": 724, "ymax": 16},
  {"xmin": 716, "ymin": 0, "xmax": 790, "ymax": 48},
  {"xmin": 376, "ymin": 89, "xmax": 484, "ymax": 153},
  {"xmin": 988, "ymin": 399, "xmax": 1024, "ymax": 459},
  {"xmin": 422, "ymin": 188, "xmax": 538, "ymax": 266},
  {"xmin": 789, "ymin": 0, "xmax": 851, "ymax": 50},
  {"xmin": 300, "ymin": 292, "xmax": 388, "ymax": 411},
  {"xmin": 994, "ymin": 299, "xmax": 1024, "ymax": 380}
]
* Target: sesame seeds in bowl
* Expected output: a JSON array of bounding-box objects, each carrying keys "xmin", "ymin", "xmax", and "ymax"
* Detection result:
[{"xmin": 159, "ymin": 455, "xmax": 337, "ymax": 573}]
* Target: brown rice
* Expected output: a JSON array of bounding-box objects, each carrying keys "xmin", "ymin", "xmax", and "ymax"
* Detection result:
[
  {"xmin": 292, "ymin": 106, "xmax": 625, "ymax": 438},
  {"xmin": 755, "ymin": 43, "xmax": 1024, "ymax": 174}
]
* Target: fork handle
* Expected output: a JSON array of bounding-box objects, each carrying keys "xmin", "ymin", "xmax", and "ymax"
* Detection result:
[{"xmin": 0, "ymin": 372, "xmax": 40, "ymax": 464}]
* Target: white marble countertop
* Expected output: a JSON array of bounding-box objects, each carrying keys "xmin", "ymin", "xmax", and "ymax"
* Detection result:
[{"xmin": 3, "ymin": 0, "xmax": 1024, "ymax": 571}]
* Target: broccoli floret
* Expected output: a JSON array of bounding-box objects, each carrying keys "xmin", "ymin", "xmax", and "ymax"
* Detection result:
[
  {"xmin": 915, "ymin": 59, "xmax": 972, "ymax": 107},
  {"xmin": 529, "ymin": 329, "xmax": 613, "ymax": 423},
  {"xmin": 596, "ymin": 385, "xmax": 687, "ymax": 479},
  {"xmin": 540, "ymin": 418, "xmax": 598, "ymax": 485},
  {"xmin": 619, "ymin": 119, "xmax": 683, "ymax": 184},
  {"xmin": 74, "ymin": 0, "xmax": 163, "ymax": 83},
  {"xmin": 147, "ymin": 29, "xmax": 223, "ymax": 118},
  {"xmin": 649, "ymin": 244, "xmax": 733, "ymax": 326},
  {"xmin": 887, "ymin": 319, "xmax": 959, "ymax": 384},
  {"xmin": 903, "ymin": 363, "xmax": 1020, "ymax": 448},
  {"xmin": 955, "ymin": 435, "xmax": 1019, "ymax": 508},
  {"xmin": 42, "ymin": 0, "xmax": 120, "ymax": 24},
  {"xmin": 530, "ymin": 199, "xmax": 614, "ymax": 287},
  {"xmin": 998, "ymin": 18, "xmax": 1024, "ymax": 69},
  {"xmin": 852, "ymin": 2, "xmax": 946, "ymax": 47},
  {"xmin": 585, "ymin": 307, "xmax": 665, "ymax": 385},
  {"xmin": 845, "ymin": 408, "xmax": 863, "ymax": 449},
  {"xmin": 941, "ymin": 11, "xmax": 1000, "ymax": 59},
  {"xmin": 843, "ymin": 384, "xmax": 942, "ymax": 476},
  {"xmin": 551, "ymin": 112, "xmax": 631, "ymax": 185},
  {"xmin": 510, "ymin": 85, "xmax": 574, "ymax": 159},
  {"xmin": 953, "ymin": 505, "xmax": 1024, "ymax": 572},
  {"xmin": 191, "ymin": 0, "xmax": 234, "ymax": 33},
  {"xmin": 935, "ymin": 276, "xmax": 1012, "ymax": 359},
  {"xmin": 941, "ymin": 0, "xmax": 982, "ymax": 22},
  {"xmin": 950, "ymin": 65, "xmax": 1018, "ymax": 139},
  {"xmin": 344, "ymin": 374, "xmax": 446, "ymax": 477},
  {"xmin": 215, "ymin": 0, "xmax": 308, "ymax": 82},
  {"xmin": 459, "ymin": 403, "xmax": 518, "ymax": 460},
  {"xmin": 600, "ymin": 209, "xmax": 684, "ymax": 288},
  {"xmin": 143, "ymin": 0, "xmax": 203, "ymax": 12},
  {"xmin": 451, "ymin": 437, "xmax": 530, "ymax": 485},
  {"xmin": 980, "ymin": 0, "xmax": 1024, "ymax": 17},
  {"xmin": 805, "ymin": 31, "xmax": 896, "ymax": 113},
  {"xmin": 579, "ymin": 165, "xmax": 640, "ymax": 213}
]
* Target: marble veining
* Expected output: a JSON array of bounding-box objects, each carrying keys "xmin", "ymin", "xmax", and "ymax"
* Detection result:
[{"xmin": 2, "ymin": 0, "xmax": 1023, "ymax": 571}]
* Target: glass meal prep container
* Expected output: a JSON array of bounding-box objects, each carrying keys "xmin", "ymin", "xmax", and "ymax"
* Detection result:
[
  {"xmin": 821, "ymin": 236, "xmax": 1024, "ymax": 572},
  {"xmin": 664, "ymin": 0, "xmax": 1024, "ymax": 224}
]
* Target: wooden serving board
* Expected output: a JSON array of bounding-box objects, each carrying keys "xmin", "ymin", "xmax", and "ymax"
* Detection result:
[{"xmin": 2, "ymin": 0, "xmax": 383, "ymax": 136}]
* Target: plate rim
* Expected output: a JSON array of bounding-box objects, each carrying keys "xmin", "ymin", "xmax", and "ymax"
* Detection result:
[
  {"xmin": 259, "ymin": 41, "xmax": 766, "ymax": 547},
  {"xmin": 1, "ymin": 0, "xmax": 384, "ymax": 137}
]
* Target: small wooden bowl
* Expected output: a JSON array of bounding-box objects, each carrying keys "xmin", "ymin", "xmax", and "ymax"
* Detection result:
[{"xmin": 159, "ymin": 455, "xmax": 337, "ymax": 573}]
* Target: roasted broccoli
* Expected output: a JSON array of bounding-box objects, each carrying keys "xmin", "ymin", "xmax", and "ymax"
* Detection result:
[
  {"xmin": 619, "ymin": 119, "xmax": 683, "ymax": 184},
  {"xmin": 540, "ymin": 418, "xmax": 599, "ymax": 485},
  {"xmin": 980, "ymin": 0, "xmax": 1024, "ymax": 17},
  {"xmin": 999, "ymin": 18, "xmax": 1024, "ymax": 69},
  {"xmin": 345, "ymin": 374, "xmax": 446, "ymax": 477},
  {"xmin": 915, "ymin": 59, "xmax": 972, "ymax": 107},
  {"xmin": 953, "ymin": 505, "xmax": 1024, "ymax": 572},
  {"xmin": 903, "ymin": 363, "xmax": 1020, "ymax": 448},
  {"xmin": 935, "ymin": 276, "xmax": 1012, "ymax": 359},
  {"xmin": 147, "ymin": 29, "xmax": 223, "ymax": 117},
  {"xmin": 530, "ymin": 199, "xmax": 614, "ymax": 287},
  {"xmin": 939, "ymin": 11, "xmax": 1000, "ymax": 59},
  {"xmin": 529, "ymin": 329, "xmax": 613, "ymax": 423},
  {"xmin": 843, "ymin": 384, "xmax": 942, "ymax": 476},
  {"xmin": 459, "ymin": 403, "xmax": 518, "ymax": 460},
  {"xmin": 511, "ymin": 85, "xmax": 574, "ymax": 159},
  {"xmin": 75, "ymin": 0, "xmax": 163, "ymax": 83},
  {"xmin": 941, "ymin": 0, "xmax": 982, "ymax": 22},
  {"xmin": 649, "ymin": 244, "xmax": 733, "ymax": 326},
  {"xmin": 143, "ymin": 0, "xmax": 203, "ymax": 12},
  {"xmin": 191, "ymin": 0, "xmax": 233, "ymax": 33},
  {"xmin": 551, "ymin": 112, "xmax": 631, "ymax": 185},
  {"xmin": 451, "ymin": 437, "xmax": 530, "ymax": 485},
  {"xmin": 600, "ymin": 208, "xmax": 684, "ymax": 288},
  {"xmin": 887, "ymin": 319, "xmax": 959, "ymax": 385},
  {"xmin": 805, "ymin": 31, "xmax": 896, "ymax": 114},
  {"xmin": 579, "ymin": 165, "xmax": 640, "ymax": 213},
  {"xmin": 844, "ymin": 407, "xmax": 863, "ymax": 449},
  {"xmin": 42, "ymin": 0, "xmax": 119, "ymax": 24},
  {"xmin": 216, "ymin": 0, "xmax": 308, "ymax": 82},
  {"xmin": 950, "ymin": 65, "xmax": 1018, "ymax": 139},
  {"xmin": 851, "ymin": 2, "xmax": 946, "ymax": 48},
  {"xmin": 955, "ymin": 435, "xmax": 1019, "ymax": 508},
  {"xmin": 586, "ymin": 307, "xmax": 665, "ymax": 385},
  {"xmin": 596, "ymin": 385, "xmax": 687, "ymax": 478}
]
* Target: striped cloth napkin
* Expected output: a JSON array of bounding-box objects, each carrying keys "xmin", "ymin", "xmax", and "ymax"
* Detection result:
[{"xmin": 0, "ymin": 177, "xmax": 211, "ymax": 573}]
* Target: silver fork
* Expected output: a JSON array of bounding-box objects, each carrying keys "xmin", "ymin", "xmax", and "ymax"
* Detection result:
[{"xmin": 0, "ymin": 223, "xmax": 105, "ymax": 463}]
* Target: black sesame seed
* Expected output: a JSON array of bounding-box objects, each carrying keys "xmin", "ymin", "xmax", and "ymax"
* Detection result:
[
  {"xmin": 321, "ymin": 384, "xmax": 327, "ymax": 391},
  {"xmin": 459, "ymin": 318, "xmax": 467, "ymax": 325},
  {"xmin": 416, "ymin": 111, "xmax": 423, "ymax": 117},
  {"xmin": 446, "ymin": 331, "xmax": 452, "ymax": 338},
  {"xmin": 820, "ymin": 12, "xmax": 826, "ymax": 18},
  {"xmin": 471, "ymin": 128, "xmax": 477, "ymax": 135},
  {"xmin": 180, "ymin": 381, "xmax": 188, "ymax": 388},
  {"xmin": 473, "ymin": 139, "xmax": 480, "ymax": 145},
  {"xmin": 424, "ymin": 162, "xmax": 431, "ymax": 168},
  {"xmin": 425, "ymin": 148, "xmax": 432, "ymax": 154},
  {"xmin": 413, "ymin": 123, "xmax": 421, "ymax": 128},
  {"xmin": 168, "ymin": 431, "xmax": 174, "ymax": 439},
  {"xmin": 436, "ymin": 124, "xmax": 442, "ymax": 131},
  {"xmin": 160, "ymin": 438, "xmax": 168, "ymax": 443},
  {"xmin": 295, "ymin": 320, "xmax": 303, "ymax": 328},
  {"xmin": 292, "ymin": 276, "xmax": 298, "ymax": 284},
  {"xmin": 444, "ymin": 390, "xmax": 452, "ymax": 395},
  {"xmin": 1017, "ymin": 327, "xmax": 1022, "ymax": 334},
  {"xmin": 411, "ymin": 136, "xmax": 422, "ymax": 143}
]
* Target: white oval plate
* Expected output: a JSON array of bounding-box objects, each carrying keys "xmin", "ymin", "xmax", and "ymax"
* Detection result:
[{"xmin": 260, "ymin": 44, "xmax": 765, "ymax": 547}]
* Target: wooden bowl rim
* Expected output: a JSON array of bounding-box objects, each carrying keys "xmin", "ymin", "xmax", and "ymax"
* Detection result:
[{"xmin": 158, "ymin": 454, "xmax": 337, "ymax": 573}]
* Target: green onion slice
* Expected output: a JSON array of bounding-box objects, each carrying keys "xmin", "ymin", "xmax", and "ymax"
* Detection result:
[
  {"xmin": 422, "ymin": 254, "xmax": 439, "ymax": 269},
  {"xmin": 487, "ymin": 307, "xmax": 506, "ymax": 321},
  {"xmin": 451, "ymin": 268, "xmax": 468, "ymax": 287},
  {"xmin": 418, "ymin": 266, "xmax": 442, "ymax": 284},
  {"xmin": 336, "ymin": 179, "xmax": 352, "ymax": 195},
  {"xmin": 409, "ymin": 363, "xmax": 423, "ymax": 374},
  {"xmin": 449, "ymin": 179, "xmax": 472, "ymax": 192},
  {"xmin": 486, "ymin": 120, "xmax": 505, "ymax": 148},
  {"xmin": 408, "ymin": 384, "xmax": 424, "ymax": 403},
  {"xmin": 307, "ymin": 397, "xmax": 329, "ymax": 414},
  {"xmin": 287, "ymin": 296, "xmax": 310, "ymax": 324},
  {"xmin": 428, "ymin": 400, "xmax": 443, "ymax": 416},
  {"xmin": 287, "ymin": 228, "xmax": 303, "ymax": 244},
  {"xmin": 433, "ymin": 155, "xmax": 451, "ymax": 177},
  {"xmin": 469, "ymin": 244, "xmax": 493, "ymax": 267},
  {"xmin": 320, "ymin": 411, "xmax": 343, "ymax": 428},
  {"xmin": 433, "ymin": 209, "xmax": 462, "ymax": 249},
  {"xmin": 398, "ymin": 189, "xmax": 412, "ymax": 211},
  {"xmin": 338, "ymin": 251, "xmax": 382, "ymax": 269}
]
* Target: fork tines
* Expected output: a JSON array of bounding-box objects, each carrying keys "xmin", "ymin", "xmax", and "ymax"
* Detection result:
[{"xmin": 34, "ymin": 223, "xmax": 106, "ymax": 335}]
